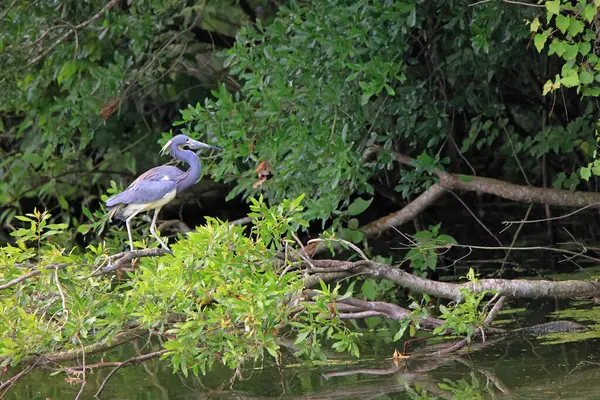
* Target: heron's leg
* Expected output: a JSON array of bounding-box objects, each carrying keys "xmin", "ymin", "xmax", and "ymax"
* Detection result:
[
  {"xmin": 149, "ymin": 207, "xmax": 170, "ymax": 250},
  {"xmin": 125, "ymin": 211, "xmax": 142, "ymax": 252}
]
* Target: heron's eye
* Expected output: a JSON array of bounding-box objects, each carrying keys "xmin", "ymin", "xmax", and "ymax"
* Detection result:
[{"xmin": 185, "ymin": 138, "xmax": 190, "ymax": 143}]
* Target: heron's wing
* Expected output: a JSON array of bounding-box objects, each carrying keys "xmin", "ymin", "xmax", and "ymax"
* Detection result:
[
  {"xmin": 106, "ymin": 180, "xmax": 177, "ymax": 207},
  {"xmin": 130, "ymin": 165, "xmax": 184, "ymax": 186}
]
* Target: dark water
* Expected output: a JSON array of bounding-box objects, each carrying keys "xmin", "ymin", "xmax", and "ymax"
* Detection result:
[{"xmin": 4, "ymin": 300, "xmax": 600, "ymax": 400}]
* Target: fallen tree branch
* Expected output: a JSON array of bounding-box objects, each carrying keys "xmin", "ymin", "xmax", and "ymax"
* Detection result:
[
  {"xmin": 304, "ymin": 290, "xmax": 444, "ymax": 330},
  {"xmin": 319, "ymin": 147, "xmax": 600, "ymax": 254},
  {"xmin": 0, "ymin": 364, "xmax": 35, "ymax": 397},
  {"xmin": 303, "ymin": 184, "xmax": 446, "ymax": 255},
  {"xmin": 304, "ymin": 259, "xmax": 600, "ymax": 301},
  {"xmin": 20, "ymin": 326, "xmax": 149, "ymax": 365},
  {"xmin": 389, "ymin": 148, "xmax": 600, "ymax": 208}
]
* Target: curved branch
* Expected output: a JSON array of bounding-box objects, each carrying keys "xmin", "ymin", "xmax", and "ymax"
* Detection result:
[{"xmin": 389, "ymin": 148, "xmax": 600, "ymax": 208}]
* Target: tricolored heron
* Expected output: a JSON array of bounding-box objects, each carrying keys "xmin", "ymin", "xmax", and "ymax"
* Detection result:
[{"xmin": 106, "ymin": 134, "xmax": 220, "ymax": 251}]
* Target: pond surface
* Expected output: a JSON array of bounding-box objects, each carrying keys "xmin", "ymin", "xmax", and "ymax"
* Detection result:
[{"xmin": 5, "ymin": 299, "xmax": 600, "ymax": 399}]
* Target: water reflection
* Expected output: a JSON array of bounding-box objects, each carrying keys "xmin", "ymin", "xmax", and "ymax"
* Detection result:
[{"xmin": 6, "ymin": 333, "xmax": 600, "ymax": 399}]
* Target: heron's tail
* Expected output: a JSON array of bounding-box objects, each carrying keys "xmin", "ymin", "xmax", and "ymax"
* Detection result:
[{"xmin": 106, "ymin": 203, "xmax": 126, "ymax": 221}]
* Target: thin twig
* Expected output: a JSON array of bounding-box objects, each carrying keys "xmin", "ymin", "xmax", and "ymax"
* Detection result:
[
  {"xmin": 74, "ymin": 336, "xmax": 86, "ymax": 400},
  {"xmin": 499, "ymin": 203, "xmax": 533, "ymax": 272},
  {"xmin": 0, "ymin": 263, "xmax": 71, "ymax": 290},
  {"xmin": 54, "ymin": 267, "xmax": 69, "ymax": 328},
  {"xmin": 504, "ymin": 129, "xmax": 532, "ymax": 186},
  {"xmin": 0, "ymin": 0, "xmax": 18, "ymax": 21},
  {"xmin": 30, "ymin": 0, "xmax": 119, "ymax": 64},
  {"xmin": 0, "ymin": 363, "xmax": 36, "ymax": 397},
  {"xmin": 93, "ymin": 338, "xmax": 164, "ymax": 398},
  {"xmin": 503, "ymin": 202, "xmax": 600, "ymax": 226},
  {"xmin": 92, "ymin": 351, "xmax": 168, "ymax": 397},
  {"xmin": 449, "ymin": 191, "xmax": 505, "ymax": 249},
  {"xmin": 470, "ymin": 0, "xmax": 544, "ymax": 6},
  {"xmin": 484, "ymin": 296, "xmax": 507, "ymax": 325},
  {"xmin": 392, "ymin": 241, "xmax": 600, "ymax": 264}
]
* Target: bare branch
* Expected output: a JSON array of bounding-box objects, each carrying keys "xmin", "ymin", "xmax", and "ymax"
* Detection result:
[
  {"xmin": 0, "ymin": 263, "xmax": 71, "ymax": 291},
  {"xmin": 92, "ymin": 248, "xmax": 171, "ymax": 276},
  {"xmin": 20, "ymin": 327, "xmax": 150, "ymax": 365},
  {"xmin": 93, "ymin": 349, "xmax": 167, "ymax": 397},
  {"xmin": 305, "ymin": 259, "xmax": 600, "ymax": 301}
]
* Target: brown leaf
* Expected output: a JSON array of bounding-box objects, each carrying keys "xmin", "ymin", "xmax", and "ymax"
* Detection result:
[
  {"xmin": 253, "ymin": 160, "xmax": 272, "ymax": 188},
  {"xmin": 99, "ymin": 97, "xmax": 120, "ymax": 122}
]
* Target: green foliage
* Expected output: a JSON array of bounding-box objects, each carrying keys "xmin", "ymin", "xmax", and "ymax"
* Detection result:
[
  {"xmin": 291, "ymin": 281, "xmax": 361, "ymax": 360},
  {"xmin": 0, "ymin": 0, "xmax": 250, "ymax": 226},
  {"xmin": 0, "ymin": 196, "xmax": 363, "ymax": 373},
  {"xmin": 172, "ymin": 0, "xmax": 428, "ymax": 226},
  {"xmin": 437, "ymin": 372, "xmax": 488, "ymax": 400},
  {"xmin": 404, "ymin": 224, "xmax": 457, "ymax": 276},
  {"xmin": 393, "ymin": 293, "xmax": 434, "ymax": 342},
  {"xmin": 433, "ymin": 270, "xmax": 496, "ymax": 341},
  {"xmin": 530, "ymin": 1, "xmax": 600, "ymax": 96}
]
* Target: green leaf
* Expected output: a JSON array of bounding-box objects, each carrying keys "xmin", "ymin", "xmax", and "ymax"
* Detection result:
[
  {"xmin": 360, "ymin": 93, "xmax": 372, "ymax": 105},
  {"xmin": 458, "ymin": 175, "xmax": 473, "ymax": 183},
  {"xmin": 545, "ymin": 0, "xmax": 560, "ymax": 15},
  {"xmin": 561, "ymin": 70, "xmax": 580, "ymax": 87},
  {"xmin": 77, "ymin": 224, "xmax": 91, "ymax": 233},
  {"xmin": 295, "ymin": 330, "xmax": 310, "ymax": 345},
  {"xmin": 534, "ymin": 33, "xmax": 548, "ymax": 53},
  {"xmin": 555, "ymin": 14, "xmax": 569, "ymax": 34},
  {"xmin": 583, "ymin": 5, "xmax": 597, "ymax": 22},
  {"xmin": 58, "ymin": 195, "xmax": 69, "ymax": 210},
  {"xmin": 345, "ymin": 229, "xmax": 364, "ymax": 243},
  {"xmin": 580, "ymin": 71, "xmax": 594, "ymax": 85},
  {"xmin": 57, "ymin": 61, "xmax": 78, "ymax": 85},
  {"xmin": 579, "ymin": 42, "xmax": 591, "ymax": 56},
  {"xmin": 45, "ymin": 223, "xmax": 68, "ymax": 230},
  {"xmin": 361, "ymin": 279, "xmax": 377, "ymax": 301},
  {"xmin": 393, "ymin": 324, "xmax": 408, "ymax": 341},
  {"xmin": 348, "ymin": 218, "xmax": 359, "ymax": 230},
  {"xmin": 549, "ymin": 40, "xmax": 566, "ymax": 57},
  {"xmin": 567, "ymin": 18, "xmax": 585, "ymax": 36},
  {"xmin": 564, "ymin": 43, "xmax": 579, "ymax": 60},
  {"xmin": 10, "ymin": 228, "xmax": 33, "ymax": 237},
  {"xmin": 530, "ymin": 17, "xmax": 540, "ymax": 32},
  {"xmin": 347, "ymin": 197, "xmax": 373, "ymax": 216}
]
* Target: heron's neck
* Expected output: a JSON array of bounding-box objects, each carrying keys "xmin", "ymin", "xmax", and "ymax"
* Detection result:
[{"xmin": 170, "ymin": 144, "xmax": 202, "ymax": 192}]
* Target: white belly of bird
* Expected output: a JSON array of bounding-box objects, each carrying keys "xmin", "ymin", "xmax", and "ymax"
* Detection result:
[{"xmin": 122, "ymin": 189, "xmax": 177, "ymax": 218}]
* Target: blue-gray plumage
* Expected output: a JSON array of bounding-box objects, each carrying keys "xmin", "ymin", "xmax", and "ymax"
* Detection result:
[{"xmin": 106, "ymin": 134, "xmax": 220, "ymax": 251}]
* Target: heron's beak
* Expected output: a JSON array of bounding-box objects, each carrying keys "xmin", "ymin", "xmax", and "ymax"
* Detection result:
[{"xmin": 188, "ymin": 139, "xmax": 221, "ymax": 152}]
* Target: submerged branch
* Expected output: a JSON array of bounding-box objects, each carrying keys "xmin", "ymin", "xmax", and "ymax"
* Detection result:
[{"xmin": 21, "ymin": 327, "xmax": 150, "ymax": 365}]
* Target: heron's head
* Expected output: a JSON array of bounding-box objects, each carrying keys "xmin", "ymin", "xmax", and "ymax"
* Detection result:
[{"xmin": 160, "ymin": 134, "xmax": 221, "ymax": 155}]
